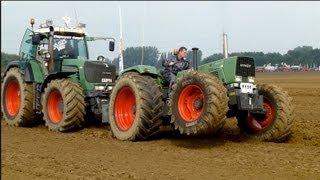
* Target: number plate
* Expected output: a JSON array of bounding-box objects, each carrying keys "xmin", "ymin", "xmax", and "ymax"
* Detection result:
[
  {"xmin": 240, "ymin": 83, "xmax": 253, "ymax": 93},
  {"xmin": 101, "ymin": 78, "xmax": 112, "ymax": 83}
]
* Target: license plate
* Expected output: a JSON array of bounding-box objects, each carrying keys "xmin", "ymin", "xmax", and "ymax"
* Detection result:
[
  {"xmin": 101, "ymin": 78, "xmax": 112, "ymax": 83},
  {"xmin": 240, "ymin": 83, "xmax": 253, "ymax": 93}
]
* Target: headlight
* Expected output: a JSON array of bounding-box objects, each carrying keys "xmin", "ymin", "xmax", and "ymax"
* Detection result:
[
  {"xmin": 235, "ymin": 75, "xmax": 242, "ymax": 82},
  {"xmin": 248, "ymin": 76, "xmax": 255, "ymax": 83},
  {"xmin": 94, "ymin": 86, "xmax": 105, "ymax": 91},
  {"xmin": 107, "ymin": 86, "xmax": 113, "ymax": 91}
]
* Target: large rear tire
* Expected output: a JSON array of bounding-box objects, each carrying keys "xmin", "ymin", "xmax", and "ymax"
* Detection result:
[
  {"xmin": 109, "ymin": 73, "xmax": 163, "ymax": 141},
  {"xmin": 236, "ymin": 84, "xmax": 294, "ymax": 142},
  {"xmin": 1, "ymin": 67, "xmax": 36, "ymax": 126},
  {"xmin": 41, "ymin": 79, "xmax": 85, "ymax": 132},
  {"xmin": 169, "ymin": 71, "xmax": 229, "ymax": 135}
]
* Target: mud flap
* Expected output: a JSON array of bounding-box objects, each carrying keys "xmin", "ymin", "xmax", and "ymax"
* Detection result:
[{"xmin": 101, "ymin": 99, "xmax": 109, "ymax": 123}]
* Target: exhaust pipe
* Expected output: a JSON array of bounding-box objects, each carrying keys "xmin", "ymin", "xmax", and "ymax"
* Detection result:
[
  {"xmin": 192, "ymin": 47, "xmax": 199, "ymax": 70},
  {"xmin": 48, "ymin": 26, "xmax": 55, "ymax": 73},
  {"xmin": 223, "ymin": 32, "xmax": 228, "ymax": 59}
]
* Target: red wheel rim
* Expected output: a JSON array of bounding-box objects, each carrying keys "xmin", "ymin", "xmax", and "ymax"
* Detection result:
[
  {"xmin": 178, "ymin": 84, "xmax": 204, "ymax": 122},
  {"xmin": 5, "ymin": 80, "xmax": 21, "ymax": 116},
  {"xmin": 114, "ymin": 87, "xmax": 136, "ymax": 131},
  {"xmin": 47, "ymin": 90, "xmax": 63, "ymax": 123},
  {"xmin": 247, "ymin": 98, "xmax": 274, "ymax": 131}
]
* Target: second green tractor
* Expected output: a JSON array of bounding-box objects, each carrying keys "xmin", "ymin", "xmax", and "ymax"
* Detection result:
[{"xmin": 109, "ymin": 48, "xmax": 294, "ymax": 142}]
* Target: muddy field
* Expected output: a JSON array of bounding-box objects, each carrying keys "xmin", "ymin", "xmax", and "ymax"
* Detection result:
[{"xmin": 1, "ymin": 71, "xmax": 320, "ymax": 179}]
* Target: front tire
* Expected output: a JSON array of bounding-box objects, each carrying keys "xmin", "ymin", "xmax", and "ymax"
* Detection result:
[
  {"xmin": 109, "ymin": 73, "xmax": 163, "ymax": 141},
  {"xmin": 1, "ymin": 67, "xmax": 36, "ymax": 126},
  {"xmin": 236, "ymin": 84, "xmax": 294, "ymax": 142},
  {"xmin": 41, "ymin": 79, "xmax": 85, "ymax": 132},
  {"xmin": 170, "ymin": 71, "xmax": 229, "ymax": 135}
]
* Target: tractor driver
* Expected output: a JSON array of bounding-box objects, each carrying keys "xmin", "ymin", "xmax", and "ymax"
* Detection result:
[{"xmin": 163, "ymin": 46, "xmax": 190, "ymax": 94}]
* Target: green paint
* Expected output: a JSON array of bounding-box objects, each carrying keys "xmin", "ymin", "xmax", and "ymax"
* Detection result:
[
  {"xmin": 120, "ymin": 65, "xmax": 158, "ymax": 76},
  {"xmin": 29, "ymin": 60, "xmax": 45, "ymax": 83}
]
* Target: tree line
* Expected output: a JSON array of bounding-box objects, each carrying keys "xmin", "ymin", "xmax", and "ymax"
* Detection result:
[
  {"xmin": 2, "ymin": 45, "xmax": 319, "ymax": 74},
  {"xmin": 1, "ymin": 52, "xmax": 19, "ymax": 74},
  {"xmin": 202, "ymin": 46, "xmax": 320, "ymax": 66}
]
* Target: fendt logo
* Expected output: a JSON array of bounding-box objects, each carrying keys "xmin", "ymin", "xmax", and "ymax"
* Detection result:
[{"xmin": 240, "ymin": 64, "xmax": 252, "ymax": 68}]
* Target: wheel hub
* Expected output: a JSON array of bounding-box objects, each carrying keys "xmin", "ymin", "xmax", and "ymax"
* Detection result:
[
  {"xmin": 58, "ymin": 100, "xmax": 64, "ymax": 113},
  {"xmin": 132, "ymin": 105, "xmax": 136, "ymax": 114},
  {"xmin": 6, "ymin": 80, "xmax": 21, "ymax": 116},
  {"xmin": 193, "ymin": 98, "xmax": 203, "ymax": 110},
  {"xmin": 178, "ymin": 84, "xmax": 204, "ymax": 122},
  {"xmin": 47, "ymin": 90, "xmax": 63, "ymax": 124},
  {"xmin": 247, "ymin": 98, "xmax": 274, "ymax": 131},
  {"xmin": 114, "ymin": 87, "xmax": 136, "ymax": 131}
]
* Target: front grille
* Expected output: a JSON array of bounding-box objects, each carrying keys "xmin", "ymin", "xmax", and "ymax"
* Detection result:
[
  {"xmin": 84, "ymin": 61, "xmax": 116, "ymax": 83},
  {"xmin": 236, "ymin": 57, "xmax": 255, "ymax": 77}
]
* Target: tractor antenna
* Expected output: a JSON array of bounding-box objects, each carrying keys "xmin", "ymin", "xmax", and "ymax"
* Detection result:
[
  {"xmin": 118, "ymin": 4, "xmax": 124, "ymax": 72},
  {"xmin": 141, "ymin": 1, "xmax": 146, "ymax": 65},
  {"xmin": 74, "ymin": 9, "xmax": 79, "ymax": 27}
]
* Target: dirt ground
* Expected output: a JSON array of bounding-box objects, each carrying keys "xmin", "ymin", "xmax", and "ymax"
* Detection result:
[{"xmin": 1, "ymin": 71, "xmax": 320, "ymax": 180}]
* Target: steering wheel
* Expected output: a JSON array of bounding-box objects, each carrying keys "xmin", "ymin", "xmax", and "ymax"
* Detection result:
[{"xmin": 97, "ymin": 55, "xmax": 106, "ymax": 61}]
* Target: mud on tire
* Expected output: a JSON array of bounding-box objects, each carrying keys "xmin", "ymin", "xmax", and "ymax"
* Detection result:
[
  {"xmin": 41, "ymin": 79, "xmax": 85, "ymax": 132},
  {"xmin": 169, "ymin": 71, "xmax": 229, "ymax": 135},
  {"xmin": 1, "ymin": 67, "xmax": 36, "ymax": 126},
  {"xmin": 109, "ymin": 72, "xmax": 163, "ymax": 141},
  {"xmin": 236, "ymin": 84, "xmax": 294, "ymax": 142}
]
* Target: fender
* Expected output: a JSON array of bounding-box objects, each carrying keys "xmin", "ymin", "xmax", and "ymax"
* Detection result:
[
  {"xmin": 4, "ymin": 61, "xmax": 42, "ymax": 83},
  {"xmin": 120, "ymin": 65, "xmax": 159, "ymax": 78},
  {"xmin": 41, "ymin": 72, "xmax": 76, "ymax": 92},
  {"xmin": 4, "ymin": 61, "xmax": 20, "ymax": 75}
]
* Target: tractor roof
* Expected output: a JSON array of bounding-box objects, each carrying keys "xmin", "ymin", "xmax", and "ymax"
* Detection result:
[
  {"xmin": 34, "ymin": 26, "xmax": 86, "ymax": 36},
  {"xmin": 33, "ymin": 17, "xmax": 87, "ymax": 36}
]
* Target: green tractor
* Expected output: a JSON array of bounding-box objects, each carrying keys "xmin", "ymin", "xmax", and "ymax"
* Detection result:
[
  {"xmin": 1, "ymin": 18, "xmax": 117, "ymax": 131},
  {"xmin": 109, "ymin": 47, "xmax": 294, "ymax": 142}
]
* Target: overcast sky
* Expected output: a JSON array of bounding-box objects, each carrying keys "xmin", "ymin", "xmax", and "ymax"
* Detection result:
[{"xmin": 2, "ymin": 1, "xmax": 320, "ymax": 60}]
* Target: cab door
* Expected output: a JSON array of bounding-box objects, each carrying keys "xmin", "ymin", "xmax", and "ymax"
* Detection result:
[{"xmin": 19, "ymin": 29, "xmax": 36, "ymax": 70}]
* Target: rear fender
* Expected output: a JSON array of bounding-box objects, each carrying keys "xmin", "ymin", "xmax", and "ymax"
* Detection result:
[{"xmin": 120, "ymin": 65, "xmax": 159, "ymax": 78}]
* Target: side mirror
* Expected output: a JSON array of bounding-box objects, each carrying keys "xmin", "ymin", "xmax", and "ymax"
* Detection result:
[
  {"xmin": 109, "ymin": 41, "xmax": 115, "ymax": 52},
  {"xmin": 32, "ymin": 34, "xmax": 41, "ymax": 45}
]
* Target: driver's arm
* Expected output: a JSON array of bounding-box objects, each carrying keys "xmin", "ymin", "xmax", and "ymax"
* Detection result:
[{"xmin": 174, "ymin": 60, "xmax": 189, "ymax": 71}]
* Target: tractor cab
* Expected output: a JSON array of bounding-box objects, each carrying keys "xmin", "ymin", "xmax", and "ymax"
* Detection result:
[
  {"xmin": 28, "ymin": 18, "xmax": 115, "ymax": 74},
  {"xmin": 29, "ymin": 19, "xmax": 88, "ymax": 73}
]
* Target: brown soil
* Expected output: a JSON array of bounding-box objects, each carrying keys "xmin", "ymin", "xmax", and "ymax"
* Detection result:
[{"xmin": 2, "ymin": 71, "xmax": 320, "ymax": 179}]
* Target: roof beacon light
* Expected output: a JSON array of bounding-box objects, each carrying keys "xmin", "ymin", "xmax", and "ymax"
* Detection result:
[{"xmin": 30, "ymin": 18, "xmax": 35, "ymax": 26}]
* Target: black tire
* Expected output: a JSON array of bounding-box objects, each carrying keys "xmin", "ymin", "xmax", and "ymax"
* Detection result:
[
  {"xmin": 1, "ymin": 67, "xmax": 36, "ymax": 126},
  {"xmin": 169, "ymin": 71, "xmax": 229, "ymax": 135},
  {"xmin": 236, "ymin": 84, "xmax": 294, "ymax": 142},
  {"xmin": 109, "ymin": 73, "xmax": 163, "ymax": 141},
  {"xmin": 41, "ymin": 79, "xmax": 85, "ymax": 132}
]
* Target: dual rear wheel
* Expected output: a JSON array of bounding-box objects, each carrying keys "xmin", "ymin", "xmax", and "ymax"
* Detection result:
[
  {"xmin": 169, "ymin": 71, "xmax": 229, "ymax": 135},
  {"xmin": 1, "ymin": 67, "xmax": 85, "ymax": 132},
  {"xmin": 109, "ymin": 71, "xmax": 229, "ymax": 140},
  {"xmin": 108, "ymin": 73, "xmax": 163, "ymax": 141}
]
